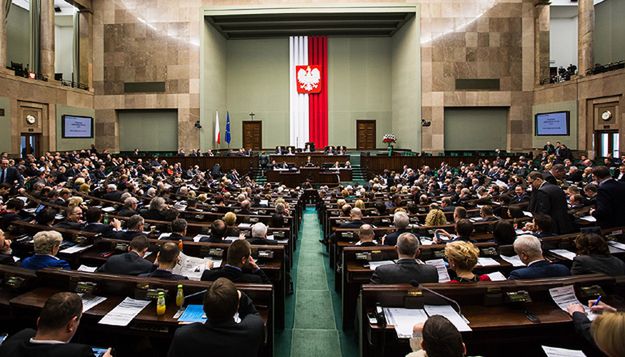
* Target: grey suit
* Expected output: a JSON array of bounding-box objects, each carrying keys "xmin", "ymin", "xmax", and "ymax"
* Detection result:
[
  {"xmin": 571, "ymin": 254, "xmax": 625, "ymax": 276},
  {"xmin": 370, "ymin": 259, "xmax": 439, "ymax": 284}
]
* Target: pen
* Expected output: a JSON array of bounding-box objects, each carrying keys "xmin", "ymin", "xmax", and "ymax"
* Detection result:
[{"xmin": 591, "ymin": 295, "xmax": 602, "ymax": 307}]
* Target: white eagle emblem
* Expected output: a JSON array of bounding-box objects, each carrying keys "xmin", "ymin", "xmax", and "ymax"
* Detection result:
[{"xmin": 297, "ymin": 66, "xmax": 321, "ymax": 92}]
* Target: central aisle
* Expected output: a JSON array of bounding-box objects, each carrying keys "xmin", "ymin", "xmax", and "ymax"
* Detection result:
[{"xmin": 276, "ymin": 207, "xmax": 358, "ymax": 357}]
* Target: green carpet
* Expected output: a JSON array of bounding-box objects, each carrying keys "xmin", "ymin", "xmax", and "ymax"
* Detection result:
[{"xmin": 275, "ymin": 207, "xmax": 358, "ymax": 357}]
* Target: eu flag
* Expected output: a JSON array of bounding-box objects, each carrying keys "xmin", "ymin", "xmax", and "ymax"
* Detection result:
[{"xmin": 225, "ymin": 112, "xmax": 231, "ymax": 145}]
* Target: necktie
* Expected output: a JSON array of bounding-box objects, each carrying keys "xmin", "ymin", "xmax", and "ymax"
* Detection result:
[{"xmin": 0, "ymin": 169, "xmax": 4, "ymax": 184}]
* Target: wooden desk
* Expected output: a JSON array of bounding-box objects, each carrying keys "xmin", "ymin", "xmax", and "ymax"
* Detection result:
[
  {"xmin": 266, "ymin": 168, "xmax": 352, "ymax": 187},
  {"xmin": 360, "ymin": 275, "xmax": 621, "ymax": 357},
  {"xmin": 268, "ymin": 154, "xmax": 350, "ymax": 167}
]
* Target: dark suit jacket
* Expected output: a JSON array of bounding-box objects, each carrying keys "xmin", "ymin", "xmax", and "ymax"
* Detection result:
[
  {"xmin": 167, "ymin": 293, "xmax": 264, "ymax": 357},
  {"xmin": 0, "ymin": 167, "xmax": 22, "ymax": 186},
  {"xmin": 83, "ymin": 222, "xmax": 116, "ymax": 236},
  {"xmin": 571, "ymin": 254, "xmax": 625, "ymax": 276},
  {"xmin": 0, "ymin": 328, "xmax": 94, "ymax": 357},
  {"xmin": 139, "ymin": 269, "xmax": 188, "ymax": 281},
  {"xmin": 0, "ymin": 253, "xmax": 15, "ymax": 266},
  {"xmin": 54, "ymin": 221, "xmax": 85, "ymax": 230},
  {"xmin": 96, "ymin": 251, "xmax": 155, "ymax": 276},
  {"xmin": 383, "ymin": 229, "xmax": 411, "ymax": 246},
  {"xmin": 508, "ymin": 260, "xmax": 570, "ymax": 280},
  {"xmin": 164, "ymin": 232, "xmax": 193, "ymax": 242},
  {"xmin": 201, "ymin": 265, "xmax": 271, "ymax": 284},
  {"xmin": 117, "ymin": 208, "xmax": 137, "ymax": 217},
  {"xmin": 529, "ymin": 182, "xmax": 574, "ymax": 234},
  {"xmin": 102, "ymin": 190, "xmax": 123, "ymax": 202},
  {"xmin": 21, "ymin": 255, "xmax": 71, "ymax": 270},
  {"xmin": 592, "ymin": 179, "xmax": 625, "ymax": 228},
  {"xmin": 370, "ymin": 259, "xmax": 439, "ymax": 284}
]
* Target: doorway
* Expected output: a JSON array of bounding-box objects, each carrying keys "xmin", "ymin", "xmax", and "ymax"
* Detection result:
[
  {"xmin": 242, "ymin": 121, "xmax": 262, "ymax": 150},
  {"xmin": 594, "ymin": 130, "xmax": 619, "ymax": 158},
  {"xmin": 20, "ymin": 134, "xmax": 41, "ymax": 158},
  {"xmin": 356, "ymin": 120, "xmax": 376, "ymax": 150}
]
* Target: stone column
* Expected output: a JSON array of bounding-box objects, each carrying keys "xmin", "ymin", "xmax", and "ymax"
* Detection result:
[
  {"xmin": 0, "ymin": 0, "xmax": 8, "ymax": 72},
  {"xmin": 39, "ymin": 0, "xmax": 55, "ymax": 79},
  {"xmin": 78, "ymin": 10, "xmax": 92, "ymax": 89},
  {"xmin": 534, "ymin": 4, "xmax": 550, "ymax": 85},
  {"xmin": 578, "ymin": 0, "xmax": 594, "ymax": 76}
]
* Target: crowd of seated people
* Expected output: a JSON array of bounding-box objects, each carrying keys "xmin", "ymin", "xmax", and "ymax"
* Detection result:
[{"xmin": 0, "ymin": 145, "xmax": 624, "ymax": 356}]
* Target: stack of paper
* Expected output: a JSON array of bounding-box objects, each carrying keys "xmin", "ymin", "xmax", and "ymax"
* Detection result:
[
  {"xmin": 193, "ymin": 234, "xmax": 210, "ymax": 242},
  {"xmin": 477, "ymin": 257, "xmax": 500, "ymax": 267},
  {"xmin": 500, "ymin": 255, "xmax": 525, "ymax": 267},
  {"xmin": 368, "ymin": 260, "xmax": 395, "ymax": 271},
  {"xmin": 425, "ymin": 259, "xmax": 451, "ymax": 283},
  {"xmin": 486, "ymin": 271, "xmax": 507, "ymax": 281},
  {"xmin": 158, "ymin": 233, "xmax": 172, "ymax": 240},
  {"xmin": 549, "ymin": 285, "xmax": 598, "ymax": 321},
  {"xmin": 60, "ymin": 244, "xmax": 93, "ymax": 254},
  {"xmin": 549, "ymin": 249, "xmax": 577, "ymax": 261},
  {"xmin": 98, "ymin": 297, "xmax": 150, "ymax": 326},
  {"xmin": 383, "ymin": 308, "xmax": 428, "ymax": 338},
  {"xmin": 79, "ymin": 294, "xmax": 107, "ymax": 313},
  {"xmin": 607, "ymin": 241, "xmax": 625, "ymax": 252},
  {"xmin": 77, "ymin": 265, "xmax": 98, "ymax": 273},
  {"xmin": 542, "ymin": 346, "xmax": 586, "ymax": 357},
  {"xmin": 579, "ymin": 216, "xmax": 596, "ymax": 223},
  {"xmin": 424, "ymin": 305, "xmax": 472, "ymax": 332}
]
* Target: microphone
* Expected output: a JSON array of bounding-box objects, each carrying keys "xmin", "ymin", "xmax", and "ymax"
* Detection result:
[
  {"xmin": 410, "ymin": 280, "xmax": 462, "ymax": 316},
  {"xmin": 183, "ymin": 289, "xmax": 207, "ymax": 304}
]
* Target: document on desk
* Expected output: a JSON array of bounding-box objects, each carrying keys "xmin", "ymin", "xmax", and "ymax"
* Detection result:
[
  {"xmin": 486, "ymin": 271, "xmax": 507, "ymax": 281},
  {"xmin": 60, "ymin": 244, "xmax": 93, "ymax": 254},
  {"xmin": 173, "ymin": 252, "xmax": 212, "ymax": 281},
  {"xmin": 178, "ymin": 304, "xmax": 207, "ymax": 324},
  {"xmin": 500, "ymin": 254, "xmax": 525, "ymax": 267},
  {"xmin": 607, "ymin": 240, "xmax": 625, "ymax": 251},
  {"xmin": 383, "ymin": 308, "xmax": 428, "ymax": 338},
  {"xmin": 77, "ymin": 265, "xmax": 98, "ymax": 273},
  {"xmin": 522, "ymin": 211, "xmax": 533, "ymax": 217},
  {"xmin": 192, "ymin": 234, "xmax": 210, "ymax": 242},
  {"xmin": 578, "ymin": 216, "xmax": 596, "ymax": 223},
  {"xmin": 158, "ymin": 233, "xmax": 172, "ymax": 240},
  {"xmin": 549, "ymin": 249, "xmax": 577, "ymax": 261},
  {"xmin": 425, "ymin": 259, "xmax": 450, "ymax": 283},
  {"xmin": 541, "ymin": 346, "xmax": 586, "ymax": 357},
  {"xmin": 98, "ymin": 297, "xmax": 150, "ymax": 326},
  {"xmin": 424, "ymin": 305, "xmax": 472, "ymax": 332},
  {"xmin": 238, "ymin": 223, "xmax": 252, "ymax": 229},
  {"xmin": 476, "ymin": 257, "xmax": 500, "ymax": 267},
  {"xmin": 549, "ymin": 285, "xmax": 597, "ymax": 321},
  {"xmin": 79, "ymin": 294, "xmax": 107, "ymax": 313},
  {"xmin": 368, "ymin": 260, "xmax": 395, "ymax": 271}
]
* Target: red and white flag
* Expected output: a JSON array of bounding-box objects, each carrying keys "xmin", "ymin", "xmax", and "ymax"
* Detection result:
[{"xmin": 214, "ymin": 111, "xmax": 221, "ymax": 145}]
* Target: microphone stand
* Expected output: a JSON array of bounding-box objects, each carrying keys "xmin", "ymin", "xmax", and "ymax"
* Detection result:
[{"xmin": 410, "ymin": 281, "xmax": 462, "ymax": 316}]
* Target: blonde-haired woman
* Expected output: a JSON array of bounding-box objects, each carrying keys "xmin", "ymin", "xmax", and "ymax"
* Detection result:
[
  {"xmin": 424, "ymin": 204, "xmax": 447, "ymax": 226},
  {"xmin": 223, "ymin": 211, "xmax": 240, "ymax": 237},
  {"xmin": 21, "ymin": 231, "xmax": 70, "ymax": 270},
  {"xmin": 354, "ymin": 199, "xmax": 365, "ymax": 210},
  {"xmin": 444, "ymin": 241, "xmax": 490, "ymax": 283}
]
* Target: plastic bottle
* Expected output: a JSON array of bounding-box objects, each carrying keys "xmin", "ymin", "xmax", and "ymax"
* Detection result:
[
  {"xmin": 178, "ymin": 239, "xmax": 183, "ymax": 251},
  {"xmin": 176, "ymin": 284, "xmax": 184, "ymax": 308},
  {"xmin": 103, "ymin": 213, "xmax": 109, "ymax": 225},
  {"xmin": 156, "ymin": 291, "xmax": 166, "ymax": 316}
]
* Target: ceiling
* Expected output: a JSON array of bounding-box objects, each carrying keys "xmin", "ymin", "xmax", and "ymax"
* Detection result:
[{"xmin": 206, "ymin": 12, "xmax": 415, "ymax": 39}]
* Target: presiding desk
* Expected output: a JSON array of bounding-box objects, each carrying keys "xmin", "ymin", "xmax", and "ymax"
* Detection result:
[
  {"xmin": 7, "ymin": 269, "xmax": 274, "ymax": 357},
  {"xmin": 266, "ymin": 167, "xmax": 352, "ymax": 187},
  {"xmin": 359, "ymin": 274, "xmax": 624, "ymax": 357},
  {"xmin": 268, "ymin": 154, "xmax": 350, "ymax": 167}
]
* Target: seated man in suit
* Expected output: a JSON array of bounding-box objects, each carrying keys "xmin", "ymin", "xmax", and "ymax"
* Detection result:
[
  {"xmin": 0, "ymin": 292, "xmax": 112, "ymax": 357},
  {"xmin": 21, "ymin": 231, "xmax": 71, "ymax": 270},
  {"xmin": 0, "ymin": 158, "xmax": 24, "ymax": 186},
  {"xmin": 96, "ymin": 235, "xmax": 154, "ymax": 275},
  {"xmin": 118, "ymin": 197, "xmax": 139, "ymax": 217},
  {"xmin": 167, "ymin": 278, "xmax": 264, "ymax": 357},
  {"xmin": 54, "ymin": 206, "xmax": 85, "ymax": 230},
  {"xmin": 510, "ymin": 185, "xmax": 529, "ymax": 204},
  {"xmin": 166, "ymin": 218, "xmax": 192, "ymax": 242},
  {"xmin": 508, "ymin": 235, "xmax": 570, "ymax": 279},
  {"xmin": 246, "ymin": 222, "xmax": 278, "ymax": 246},
  {"xmin": 356, "ymin": 224, "xmax": 378, "ymax": 246},
  {"xmin": 83, "ymin": 207, "xmax": 122, "ymax": 236},
  {"xmin": 139, "ymin": 242, "xmax": 188, "ymax": 280},
  {"xmin": 370, "ymin": 233, "xmax": 438, "ymax": 284},
  {"xmin": 102, "ymin": 184, "xmax": 123, "ymax": 202},
  {"xmin": 201, "ymin": 239, "xmax": 271, "ymax": 283},
  {"xmin": 117, "ymin": 215, "xmax": 147, "ymax": 241},
  {"xmin": 382, "ymin": 211, "xmax": 411, "ymax": 246}
]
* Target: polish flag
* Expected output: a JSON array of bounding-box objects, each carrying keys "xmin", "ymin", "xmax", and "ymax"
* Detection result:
[{"xmin": 215, "ymin": 111, "xmax": 221, "ymax": 145}]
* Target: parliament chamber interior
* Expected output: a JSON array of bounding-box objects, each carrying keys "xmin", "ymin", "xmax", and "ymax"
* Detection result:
[{"xmin": 0, "ymin": 0, "xmax": 625, "ymax": 356}]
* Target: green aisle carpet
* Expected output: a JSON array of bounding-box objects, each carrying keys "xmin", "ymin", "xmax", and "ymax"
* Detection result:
[{"xmin": 275, "ymin": 207, "xmax": 358, "ymax": 357}]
